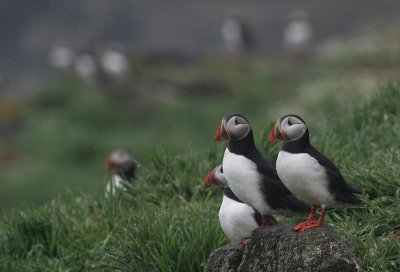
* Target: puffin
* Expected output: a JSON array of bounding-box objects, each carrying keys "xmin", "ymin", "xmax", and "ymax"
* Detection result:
[
  {"xmin": 204, "ymin": 164, "xmax": 278, "ymax": 244},
  {"xmin": 214, "ymin": 114, "xmax": 309, "ymax": 227},
  {"xmin": 283, "ymin": 10, "xmax": 314, "ymax": 62},
  {"xmin": 269, "ymin": 114, "xmax": 362, "ymax": 231},
  {"xmin": 73, "ymin": 52, "xmax": 99, "ymax": 86},
  {"xmin": 221, "ymin": 12, "xmax": 252, "ymax": 55},
  {"xmin": 104, "ymin": 148, "xmax": 136, "ymax": 195}
]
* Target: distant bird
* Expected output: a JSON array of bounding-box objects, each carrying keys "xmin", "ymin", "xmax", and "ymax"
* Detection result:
[
  {"xmin": 221, "ymin": 13, "xmax": 252, "ymax": 54},
  {"xmin": 214, "ymin": 114, "xmax": 309, "ymax": 227},
  {"xmin": 104, "ymin": 148, "xmax": 136, "ymax": 195},
  {"xmin": 48, "ymin": 46, "xmax": 75, "ymax": 71},
  {"xmin": 204, "ymin": 164, "xmax": 278, "ymax": 244},
  {"xmin": 269, "ymin": 114, "xmax": 362, "ymax": 231},
  {"xmin": 99, "ymin": 47, "xmax": 130, "ymax": 79},
  {"xmin": 283, "ymin": 10, "xmax": 313, "ymax": 62},
  {"xmin": 97, "ymin": 43, "xmax": 133, "ymax": 99},
  {"xmin": 73, "ymin": 53, "xmax": 99, "ymax": 86}
]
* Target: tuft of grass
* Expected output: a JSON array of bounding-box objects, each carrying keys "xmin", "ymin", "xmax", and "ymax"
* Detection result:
[{"xmin": 107, "ymin": 202, "xmax": 226, "ymax": 272}]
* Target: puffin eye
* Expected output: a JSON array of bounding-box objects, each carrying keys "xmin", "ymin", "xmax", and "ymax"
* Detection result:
[
  {"xmin": 220, "ymin": 167, "xmax": 224, "ymax": 173},
  {"xmin": 235, "ymin": 118, "xmax": 239, "ymax": 125},
  {"xmin": 288, "ymin": 118, "xmax": 293, "ymax": 126}
]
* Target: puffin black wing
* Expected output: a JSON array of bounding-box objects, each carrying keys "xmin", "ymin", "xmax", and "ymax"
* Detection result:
[
  {"xmin": 253, "ymin": 208, "xmax": 263, "ymax": 226},
  {"xmin": 120, "ymin": 163, "xmax": 136, "ymax": 183},
  {"xmin": 307, "ymin": 145, "xmax": 362, "ymax": 205},
  {"xmin": 223, "ymin": 187, "xmax": 244, "ymax": 203},
  {"xmin": 251, "ymin": 151, "xmax": 310, "ymax": 214}
]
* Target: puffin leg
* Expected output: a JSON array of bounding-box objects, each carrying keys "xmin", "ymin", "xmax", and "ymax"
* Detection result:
[
  {"xmin": 293, "ymin": 204, "xmax": 317, "ymax": 231},
  {"xmin": 261, "ymin": 215, "xmax": 270, "ymax": 228},
  {"xmin": 299, "ymin": 208, "xmax": 327, "ymax": 231}
]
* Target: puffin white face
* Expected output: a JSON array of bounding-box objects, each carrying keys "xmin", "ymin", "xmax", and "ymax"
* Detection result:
[
  {"xmin": 224, "ymin": 115, "xmax": 251, "ymax": 141},
  {"xmin": 214, "ymin": 165, "xmax": 228, "ymax": 187},
  {"xmin": 105, "ymin": 148, "xmax": 134, "ymax": 171},
  {"xmin": 204, "ymin": 165, "xmax": 228, "ymax": 188},
  {"xmin": 111, "ymin": 149, "xmax": 133, "ymax": 165},
  {"xmin": 269, "ymin": 115, "xmax": 307, "ymax": 143},
  {"xmin": 214, "ymin": 114, "xmax": 251, "ymax": 142}
]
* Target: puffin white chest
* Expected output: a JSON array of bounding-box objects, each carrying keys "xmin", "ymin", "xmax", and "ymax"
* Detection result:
[
  {"xmin": 276, "ymin": 151, "xmax": 334, "ymax": 206},
  {"xmin": 219, "ymin": 195, "xmax": 259, "ymax": 243},
  {"xmin": 105, "ymin": 174, "xmax": 126, "ymax": 196},
  {"xmin": 223, "ymin": 149, "xmax": 270, "ymax": 214}
]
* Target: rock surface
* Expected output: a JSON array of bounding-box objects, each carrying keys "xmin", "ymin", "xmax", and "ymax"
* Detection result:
[{"xmin": 205, "ymin": 224, "xmax": 360, "ymax": 272}]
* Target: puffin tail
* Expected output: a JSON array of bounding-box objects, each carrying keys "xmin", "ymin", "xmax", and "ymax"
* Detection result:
[
  {"xmin": 335, "ymin": 183, "xmax": 362, "ymax": 205},
  {"xmin": 345, "ymin": 183, "xmax": 362, "ymax": 194},
  {"xmin": 280, "ymin": 194, "xmax": 310, "ymax": 214}
]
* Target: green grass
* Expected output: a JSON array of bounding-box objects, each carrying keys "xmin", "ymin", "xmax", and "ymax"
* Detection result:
[{"xmin": 0, "ymin": 85, "xmax": 399, "ymax": 271}]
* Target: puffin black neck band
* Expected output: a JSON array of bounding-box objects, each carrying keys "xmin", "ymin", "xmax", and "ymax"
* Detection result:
[
  {"xmin": 281, "ymin": 129, "xmax": 311, "ymax": 153},
  {"xmin": 228, "ymin": 130, "xmax": 257, "ymax": 155}
]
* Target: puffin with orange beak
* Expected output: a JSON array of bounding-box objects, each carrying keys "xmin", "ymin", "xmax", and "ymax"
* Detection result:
[
  {"xmin": 205, "ymin": 164, "xmax": 277, "ymax": 244},
  {"xmin": 214, "ymin": 114, "xmax": 309, "ymax": 228},
  {"xmin": 104, "ymin": 148, "xmax": 136, "ymax": 195},
  {"xmin": 269, "ymin": 114, "xmax": 361, "ymax": 231}
]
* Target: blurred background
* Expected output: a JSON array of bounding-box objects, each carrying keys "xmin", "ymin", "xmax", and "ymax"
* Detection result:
[{"xmin": 1, "ymin": 0, "xmax": 400, "ymax": 209}]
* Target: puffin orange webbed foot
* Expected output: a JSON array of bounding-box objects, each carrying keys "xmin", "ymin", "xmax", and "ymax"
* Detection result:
[{"xmin": 293, "ymin": 219, "xmax": 315, "ymax": 231}]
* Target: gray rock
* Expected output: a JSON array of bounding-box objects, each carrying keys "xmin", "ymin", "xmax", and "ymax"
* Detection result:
[
  {"xmin": 205, "ymin": 224, "xmax": 360, "ymax": 272},
  {"xmin": 206, "ymin": 243, "xmax": 245, "ymax": 272}
]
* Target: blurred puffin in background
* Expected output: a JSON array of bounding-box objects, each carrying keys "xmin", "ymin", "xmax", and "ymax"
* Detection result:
[
  {"xmin": 104, "ymin": 148, "xmax": 136, "ymax": 195},
  {"xmin": 204, "ymin": 164, "xmax": 277, "ymax": 244},
  {"xmin": 283, "ymin": 9, "xmax": 314, "ymax": 62},
  {"xmin": 269, "ymin": 114, "xmax": 362, "ymax": 231},
  {"xmin": 221, "ymin": 12, "xmax": 253, "ymax": 55}
]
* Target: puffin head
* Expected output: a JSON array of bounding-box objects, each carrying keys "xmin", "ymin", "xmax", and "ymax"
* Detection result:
[
  {"xmin": 204, "ymin": 165, "xmax": 227, "ymax": 188},
  {"xmin": 269, "ymin": 114, "xmax": 307, "ymax": 143},
  {"xmin": 214, "ymin": 114, "xmax": 251, "ymax": 142},
  {"xmin": 104, "ymin": 148, "xmax": 135, "ymax": 172}
]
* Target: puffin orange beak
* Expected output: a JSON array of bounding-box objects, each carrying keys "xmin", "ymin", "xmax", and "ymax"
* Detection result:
[
  {"xmin": 214, "ymin": 123, "xmax": 223, "ymax": 141},
  {"xmin": 214, "ymin": 121, "xmax": 228, "ymax": 142},
  {"xmin": 269, "ymin": 120, "xmax": 286, "ymax": 143},
  {"xmin": 104, "ymin": 157, "xmax": 115, "ymax": 171},
  {"xmin": 269, "ymin": 124, "xmax": 277, "ymax": 143},
  {"xmin": 204, "ymin": 167, "xmax": 219, "ymax": 187}
]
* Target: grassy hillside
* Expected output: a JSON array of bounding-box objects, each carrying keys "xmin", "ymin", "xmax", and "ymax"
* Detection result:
[
  {"xmin": 0, "ymin": 85, "xmax": 399, "ymax": 271},
  {"xmin": 3, "ymin": 19, "xmax": 400, "ymax": 209},
  {"xmin": 2, "ymin": 46, "xmax": 400, "ymax": 209}
]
